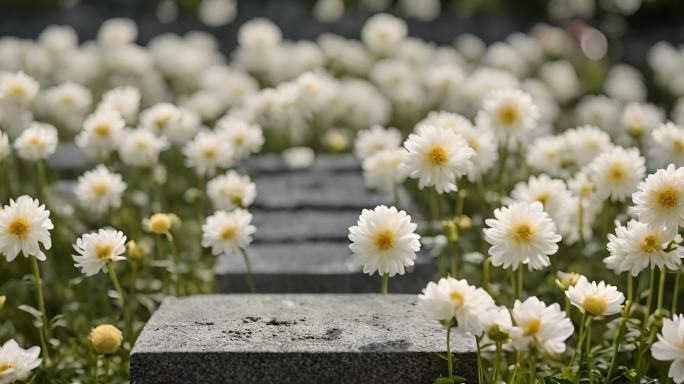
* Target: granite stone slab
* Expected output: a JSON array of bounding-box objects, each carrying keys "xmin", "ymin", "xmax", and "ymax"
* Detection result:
[
  {"xmin": 251, "ymin": 209, "xmax": 360, "ymax": 243},
  {"xmin": 47, "ymin": 143, "xmax": 89, "ymax": 172},
  {"xmin": 216, "ymin": 242, "xmax": 436, "ymax": 293},
  {"xmin": 242, "ymin": 154, "xmax": 361, "ymax": 174},
  {"xmin": 252, "ymin": 172, "xmax": 412, "ymax": 210},
  {"xmin": 130, "ymin": 294, "xmax": 477, "ymax": 384}
]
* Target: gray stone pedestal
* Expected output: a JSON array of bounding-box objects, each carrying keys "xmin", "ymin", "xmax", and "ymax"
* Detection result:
[{"xmin": 130, "ymin": 294, "xmax": 477, "ymax": 384}]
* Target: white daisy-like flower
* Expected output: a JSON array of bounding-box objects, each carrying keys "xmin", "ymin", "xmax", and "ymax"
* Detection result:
[
  {"xmin": 183, "ymin": 131, "xmax": 234, "ymax": 177},
  {"xmin": 649, "ymin": 122, "xmax": 684, "ymax": 168},
  {"xmin": 353, "ymin": 125, "xmax": 402, "ymax": 159},
  {"xmin": 362, "ymin": 148, "xmax": 408, "ymax": 193},
  {"xmin": 418, "ymin": 277, "xmax": 495, "ymax": 336},
  {"xmin": 510, "ymin": 174, "xmax": 573, "ymax": 229},
  {"xmin": 76, "ymin": 109, "xmax": 125, "ymax": 158},
  {"xmin": 117, "ymin": 128, "xmax": 169, "ymax": 168},
  {"xmin": 201, "ymin": 208, "xmax": 256, "ymax": 256},
  {"xmin": 72, "ymin": 229, "xmax": 126, "ymax": 276},
  {"xmin": 566, "ymin": 276, "xmax": 624, "ymax": 316},
  {"xmin": 0, "ymin": 71, "xmax": 39, "ymax": 105},
  {"xmin": 605, "ymin": 220, "xmax": 681, "ymax": 276},
  {"xmin": 456, "ymin": 126, "xmax": 499, "ymax": 181},
  {"xmin": 0, "ymin": 132, "xmax": 10, "ymax": 161},
  {"xmin": 476, "ymin": 88, "xmax": 540, "ymax": 145},
  {"xmin": 74, "ymin": 165, "xmax": 127, "ymax": 216},
  {"xmin": 216, "ymin": 117, "xmax": 264, "ymax": 160},
  {"xmin": 0, "ymin": 195, "xmax": 53, "ymax": 262},
  {"xmin": 13, "ymin": 122, "xmax": 58, "ymax": 161},
  {"xmin": 348, "ymin": 205, "xmax": 421, "ymax": 277},
  {"xmin": 483, "ymin": 202, "xmax": 562, "ymax": 271},
  {"xmin": 417, "ymin": 111, "xmax": 474, "ymax": 136},
  {"xmin": 140, "ymin": 103, "xmax": 194, "ymax": 144},
  {"xmin": 652, "ymin": 314, "xmax": 684, "ymax": 383},
  {"xmin": 510, "ymin": 297, "xmax": 574, "ymax": 355},
  {"xmin": 563, "ymin": 125, "xmax": 612, "ymax": 167},
  {"xmin": 97, "ymin": 86, "xmax": 141, "ymax": 123},
  {"xmin": 586, "ymin": 146, "xmax": 646, "ymax": 202},
  {"xmin": 0, "ymin": 339, "xmax": 41, "ymax": 383},
  {"xmin": 207, "ymin": 170, "xmax": 256, "ymax": 210},
  {"xmin": 282, "ymin": 146, "xmax": 315, "ymax": 169},
  {"xmin": 361, "ymin": 13, "xmax": 407, "ymax": 56},
  {"xmin": 620, "ymin": 102, "xmax": 662, "ymax": 141},
  {"xmin": 632, "ymin": 165, "xmax": 684, "ymax": 232},
  {"xmin": 525, "ymin": 135, "xmax": 569, "ymax": 177},
  {"xmin": 403, "ymin": 123, "xmax": 474, "ymax": 194}
]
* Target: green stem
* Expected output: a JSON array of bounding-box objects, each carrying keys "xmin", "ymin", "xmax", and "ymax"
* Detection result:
[
  {"xmin": 570, "ymin": 312, "xmax": 588, "ymax": 370},
  {"xmin": 606, "ymin": 300, "xmax": 631, "ymax": 381},
  {"xmin": 528, "ymin": 349, "xmax": 537, "ymax": 383},
  {"xmin": 509, "ymin": 269, "xmax": 517, "ymax": 303},
  {"xmin": 446, "ymin": 324, "xmax": 453, "ymax": 380},
  {"xmin": 380, "ymin": 273, "xmax": 389, "ymax": 295},
  {"xmin": 392, "ymin": 185, "xmax": 401, "ymax": 211},
  {"xmin": 496, "ymin": 135, "xmax": 511, "ymax": 199},
  {"xmin": 482, "ymin": 257, "xmax": 492, "ymax": 294},
  {"xmin": 517, "ymin": 266, "xmax": 524, "ymax": 299},
  {"xmin": 166, "ymin": 234, "xmax": 182, "ymax": 296},
  {"xmin": 673, "ymin": 267, "xmax": 681, "ymax": 314},
  {"xmin": 455, "ymin": 182, "xmax": 466, "ymax": 218},
  {"xmin": 643, "ymin": 266, "xmax": 656, "ymax": 328},
  {"xmin": 656, "ymin": 267, "xmax": 667, "ymax": 312},
  {"xmin": 627, "ymin": 273, "xmax": 634, "ymax": 304},
  {"xmin": 30, "ymin": 257, "xmax": 51, "ymax": 366},
  {"xmin": 108, "ymin": 263, "xmax": 132, "ymax": 344},
  {"xmin": 35, "ymin": 160, "xmax": 48, "ymax": 202},
  {"xmin": 104, "ymin": 355, "xmax": 110, "ymax": 381},
  {"xmin": 585, "ymin": 316, "xmax": 594, "ymax": 384},
  {"xmin": 476, "ymin": 336, "xmax": 484, "ymax": 384},
  {"xmin": 493, "ymin": 340, "xmax": 502, "ymax": 382},
  {"xmin": 240, "ymin": 248, "xmax": 256, "ymax": 293},
  {"xmin": 578, "ymin": 197, "xmax": 585, "ymax": 244}
]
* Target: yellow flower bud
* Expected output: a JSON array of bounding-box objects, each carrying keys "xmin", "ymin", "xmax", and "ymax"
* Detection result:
[
  {"xmin": 127, "ymin": 240, "xmax": 145, "ymax": 259},
  {"xmin": 90, "ymin": 324, "xmax": 123, "ymax": 354},
  {"xmin": 0, "ymin": 296, "xmax": 5, "ymax": 310},
  {"xmin": 147, "ymin": 213, "xmax": 172, "ymax": 234},
  {"xmin": 555, "ymin": 271, "xmax": 581, "ymax": 291}
]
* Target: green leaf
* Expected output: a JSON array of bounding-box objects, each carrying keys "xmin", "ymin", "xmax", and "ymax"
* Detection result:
[
  {"xmin": 434, "ymin": 352, "xmax": 450, "ymax": 361},
  {"xmin": 18, "ymin": 304, "xmax": 43, "ymax": 323},
  {"xmin": 433, "ymin": 378, "xmax": 455, "ymax": 384}
]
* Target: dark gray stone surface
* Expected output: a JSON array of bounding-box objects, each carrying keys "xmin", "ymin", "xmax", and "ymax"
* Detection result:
[
  {"xmin": 47, "ymin": 143, "xmax": 89, "ymax": 172},
  {"xmin": 216, "ymin": 242, "xmax": 436, "ymax": 293},
  {"xmin": 130, "ymin": 294, "xmax": 477, "ymax": 384},
  {"xmin": 252, "ymin": 172, "xmax": 404, "ymax": 210},
  {"xmin": 251, "ymin": 209, "xmax": 360, "ymax": 243},
  {"xmin": 243, "ymin": 154, "xmax": 361, "ymax": 175}
]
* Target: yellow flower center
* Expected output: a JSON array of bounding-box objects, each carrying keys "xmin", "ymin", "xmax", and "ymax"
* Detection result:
[
  {"xmin": 512, "ymin": 222, "xmax": 534, "ymax": 244},
  {"xmin": 579, "ymin": 184, "xmax": 595, "ymax": 197},
  {"xmin": 466, "ymin": 137, "xmax": 480, "ymax": 152},
  {"xmin": 148, "ymin": 214, "xmax": 171, "ymax": 234},
  {"xmin": 427, "ymin": 145, "xmax": 448, "ymax": 166},
  {"xmin": 93, "ymin": 123, "xmax": 111, "ymax": 137},
  {"xmin": 135, "ymin": 140, "xmax": 149, "ymax": 150},
  {"xmin": 449, "ymin": 291, "xmax": 465, "ymax": 308},
  {"xmin": 582, "ymin": 295, "xmax": 608, "ymax": 316},
  {"xmin": 95, "ymin": 243, "xmax": 113, "ymax": 260},
  {"xmin": 154, "ymin": 114, "xmax": 171, "ymax": 129},
  {"xmin": 373, "ymin": 229, "xmax": 396, "ymax": 251},
  {"xmin": 536, "ymin": 192, "xmax": 550, "ymax": 207},
  {"xmin": 641, "ymin": 234, "xmax": 661, "ymax": 253},
  {"xmin": 673, "ymin": 139, "xmax": 684, "ymax": 154},
  {"xmin": 90, "ymin": 182, "xmax": 109, "ymax": 196},
  {"xmin": 626, "ymin": 122, "xmax": 644, "ymax": 137},
  {"xmin": 29, "ymin": 136, "xmax": 43, "ymax": 148},
  {"xmin": 220, "ymin": 225, "xmax": 237, "ymax": 241},
  {"xmin": 497, "ymin": 104, "xmax": 519, "ymax": 126},
  {"xmin": 202, "ymin": 147, "xmax": 217, "ymax": 160},
  {"xmin": 608, "ymin": 163, "xmax": 626, "ymax": 182},
  {"xmin": 8, "ymin": 84, "xmax": 26, "ymax": 98},
  {"xmin": 233, "ymin": 134, "xmax": 245, "ymax": 146},
  {"xmin": 0, "ymin": 362, "xmax": 12, "ymax": 372},
  {"xmin": 523, "ymin": 318, "xmax": 541, "ymax": 336},
  {"xmin": 7, "ymin": 217, "xmax": 30, "ymax": 239},
  {"xmin": 655, "ymin": 186, "xmax": 680, "ymax": 209}
]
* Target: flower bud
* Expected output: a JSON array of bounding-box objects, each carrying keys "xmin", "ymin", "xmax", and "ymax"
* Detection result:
[
  {"xmin": 90, "ymin": 324, "xmax": 123, "ymax": 354},
  {"xmin": 127, "ymin": 240, "xmax": 145, "ymax": 259},
  {"xmin": 0, "ymin": 296, "xmax": 5, "ymax": 310},
  {"xmin": 146, "ymin": 213, "xmax": 172, "ymax": 234}
]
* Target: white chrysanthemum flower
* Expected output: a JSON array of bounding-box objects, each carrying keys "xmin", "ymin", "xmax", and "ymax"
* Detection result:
[
  {"xmin": 282, "ymin": 146, "xmax": 315, "ymax": 169},
  {"xmin": 117, "ymin": 128, "xmax": 169, "ymax": 168},
  {"xmin": 183, "ymin": 131, "xmax": 234, "ymax": 177},
  {"xmin": 74, "ymin": 165, "xmax": 127, "ymax": 216},
  {"xmin": 418, "ymin": 277, "xmax": 495, "ymax": 336},
  {"xmin": 652, "ymin": 314, "xmax": 684, "ymax": 383},
  {"xmin": 76, "ymin": 109, "xmax": 125, "ymax": 157},
  {"xmin": 574, "ymin": 95, "xmax": 621, "ymax": 132},
  {"xmin": 216, "ymin": 117, "xmax": 264, "ymax": 160},
  {"xmin": 0, "ymin": 71, "xmax": 39, "ymax": 105},
  {"xmin": 237, "ymin": 18, "xmax": 282, "ymax": 49},
  {"xmin": 566, "ymin": 276, "xmax": 624, "ymax": 316},
  {"xmin": 403, "ymin": 124, "xmax": 474, "ymax": 194},
  {"xmin": 458, "ymin": 125, "xmax": 498, "ymax": 181},
  {"xmin": 510, "ymin": 174, "xmax": 573, "ymax": 229},
  {"xmin": 72, "ymin": 229, "xmax": 127, "ymax": 276},
  {"xmin": 98, "ymin": 86, "xmax": 141, "ymax": 123},
  {"xmin": 362, "ymin": 148, "xmax": 408, "ymax": 192},
  {"xmin": 348, "ymin": 205, "xmax": 420, "ymax": 277},
  {"xmin": 0, "ymin": 339, "xmax": 41, "ymax": 383},
  {"xmin": 97, "ymin": 18, "xmax": 137, "ymax": 46},
  {"xmin": 418, "ymin": 111, "xmax": 474, "ymax": 136},
  {"xmin": 199, "ymin": 0, "xmax": 237, "ymax": 27},
  {"xmin": 632, "ymin": 165, "xmax": 684, "ymax": 232},
  {"xmin": 0, "ymin": 196, "xmax": 53, "ymax": 262},
  {"xmin": 140, "ymin": 103, "xmax": 182, "ymax": 139},
  {"xmin": 44, "ymin": 81, "xmax": 92, "ymax": 117},
  {"xmin": 483, "ymin": 202, "xmax": 562, "ymax": 271},
  {"xmin": 353, "ymin": 125, "xmax": 402, "ymax": 159},
  {"xmin": 586, "ymin": 146, "xmax": 646, "ymax": 202},
  {"xmin": 207, "ymin": 170, "xmax": 256, "ymax": 210},
  {"xmin": 511, "ymin": 297, "xmax": 574, "ymax": 355},
  {"xmin": 649, "ymin": 122, "xmax": 684, "ymax": 168},
  {"xmin": 361, "ymin": 13, "xmax": 407, "ymax": 56},
  {"xmin": 0, "ymin": 132, "xmax": 10, "ymax": 161},
  {"xmin": 620, "ymin": 102, "xmax": 662, "ymax": 141},
  {"xmin": 526, "ymin": 135, "xmax": 569, "ymax": 176},
  {"xmin": 605, "ymin": 220, "xmax": 681, "ymax": 276},
  {"xmin": 13, "ymin": 122, "xmax": 58, "ymax": 161},
  {"xmin": 476, "ymin": 88, "xmax": 540, "ymax": 145},
  {"xmin": 563, "ymin": 125, "xmax": 612, "ymax": 167},
  {"xmin": 201, "ymin": 208, "xmax": 256, "ymax": 256}
]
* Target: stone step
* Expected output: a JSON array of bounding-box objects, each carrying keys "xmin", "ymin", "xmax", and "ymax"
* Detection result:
[
  {"xmin": 242, "ymin": 154, "xmax": 361, "ymax": 174},
  {"xmin": 252, "ymin": 209, "xmax": 360, "ymax": 243},
  {"xmin": 130, "ymin": 294, "xmax": 477, "ymax": 384},
  {"xmin": 216, "ymin": 242, "xmax": 436, "ymax": 293}
]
